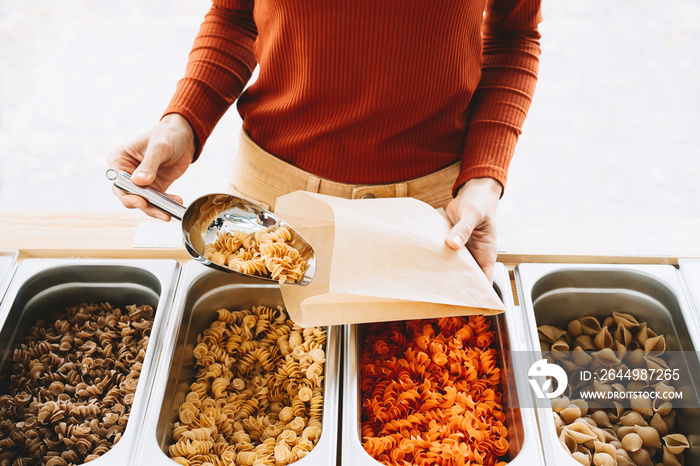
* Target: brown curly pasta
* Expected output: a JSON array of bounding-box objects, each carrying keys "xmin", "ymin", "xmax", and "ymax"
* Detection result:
[
  {"xmin": 169, "ymin": 305, "xmax": 326, "ymax": 466},
  {"xmin": 0, "ymin": 302, "xmax": 154, "ymax": 465},
  {"xmin": 203, "ymin": 226, "xmax": 306, "ymax": 284}
]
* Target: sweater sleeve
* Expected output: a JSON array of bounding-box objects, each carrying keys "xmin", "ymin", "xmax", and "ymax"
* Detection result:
[
  {"xmin": 453, "ymin": 0, "xmax": 542, "ymax": 196},
  {"xmin": 163, "ymin": 0, "xmax": 258, "ymax": 161}
]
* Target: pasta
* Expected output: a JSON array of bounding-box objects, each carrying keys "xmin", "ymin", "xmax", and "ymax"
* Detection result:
[
  {"xmin": 360, "ymin": 316, "xmax": 509, "ymax": 466},
  {"xmin": 0, "ymin": 302, "xmax": 153, "ymax": 465},
  {"xmin": 169, "ymin": 305, "xmax": 326, "ymax": 466},
  {"xmin": 203, "ymin": 226, "xmax": 306, "ymax": 284},
  {"xmin": 540, "ymin": 313, "xmax": 691, "ymax": 466}
]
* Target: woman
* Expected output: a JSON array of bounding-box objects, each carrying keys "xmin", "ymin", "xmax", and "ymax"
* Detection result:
[{"xmin": 108, "ymin": 0, "xmax": 542, "ymax": 282}]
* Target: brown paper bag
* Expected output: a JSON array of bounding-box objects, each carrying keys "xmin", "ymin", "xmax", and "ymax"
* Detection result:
[{"xmin": 275, "ymin": 191, "xmax": 505, "ymax": 327}]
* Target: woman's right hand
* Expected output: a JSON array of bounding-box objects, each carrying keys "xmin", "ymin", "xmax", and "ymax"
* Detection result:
[{"xmin": 107, "ymin": 113, "xmax": 196, "ymax": 221}]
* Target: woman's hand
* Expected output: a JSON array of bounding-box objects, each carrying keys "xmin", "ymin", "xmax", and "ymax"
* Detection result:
[
  {"xmin": 107, "ymin": 114, "xmax": 196, "ymax": 221},
  {"xmin": 445, "ymin": 177, "xmax": 502, "ymax": 282}
]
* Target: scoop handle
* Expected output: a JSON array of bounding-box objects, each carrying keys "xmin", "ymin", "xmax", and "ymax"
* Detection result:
[{"xmin": 105, "ymin": 169, "xmax": 186, "ymax": 221}]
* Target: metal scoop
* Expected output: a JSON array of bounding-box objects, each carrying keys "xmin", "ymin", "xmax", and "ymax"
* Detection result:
[{"xmin": 106, "ymin": 169, "xmax": 315, "ymax": 285}]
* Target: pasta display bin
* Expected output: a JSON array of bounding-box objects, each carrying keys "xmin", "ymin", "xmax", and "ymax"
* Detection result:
[
  {"xmin": 679, "ymin": 259, "xmax": 700, "ymax": 318},
  {"xmin": 134, "ymin": 260, "xmax": 341, "ymax": 466},
  {"xmin": 515, "ymin": 263, "xmax": 700, "ymax": 466},
  {"xmin": 0, "ymin": 259, "xmax": 179, "ymax": 466},
  {"xmin": 0, "ymin": 250, "xmax": 18, "ymax": 305},
  {"xmin": 341, "ymin": 262, "xmax": 545, "ymax": 465}
]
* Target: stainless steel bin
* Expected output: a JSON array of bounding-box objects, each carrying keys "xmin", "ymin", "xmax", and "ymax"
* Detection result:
[
  {"xmin": 341, "ymin": 262, "xmax": 545, "ymax": 465},
  {"xmin": 515, "ymin": 263, "xmax": 700, "ymax": 466},
  {"xmin": 0, "ymin": 251, "xmax": 18, "ymax": 305},
  {"xmin": 0, "ymin": 258, "xmax": 179, "ymax": 466},
  {"xmin": 134, "ymin": 260, "xmax": 341, "ymax": 466},
  {"xmin": 679, "ymin": 259, "xmax": 700, "ymax": 319}
]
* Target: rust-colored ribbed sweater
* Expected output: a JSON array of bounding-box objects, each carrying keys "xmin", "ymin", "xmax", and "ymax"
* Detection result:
[{"xmin": 165, "ymin": 0, "xmax": 542, "ymax": 194}]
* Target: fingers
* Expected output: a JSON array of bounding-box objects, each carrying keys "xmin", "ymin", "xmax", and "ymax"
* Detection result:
[
  {"xmin": 111, "ymin": 186, "xmax": 172, "ymax": 222},
  {"xmin": 132, "ymin": 141, "xmax": 165, "ymax": 186},
  {"xmin": 445, "ymin": 206, "xmax": 482, "ymax": 250},
  {"xmin": 468, "ymin": 242, "xmax": 496, "ymax": 283}
]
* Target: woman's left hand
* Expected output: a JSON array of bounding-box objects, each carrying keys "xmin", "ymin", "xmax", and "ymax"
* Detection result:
[{"xmin": 444, "ymin": 177, "xmax": 502, "ymax": 283}]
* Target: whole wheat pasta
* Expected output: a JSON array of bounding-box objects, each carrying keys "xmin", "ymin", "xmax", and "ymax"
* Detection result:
[{"xmin": 0, "ymin": 302, "xmax": 153, "ymax": 465}]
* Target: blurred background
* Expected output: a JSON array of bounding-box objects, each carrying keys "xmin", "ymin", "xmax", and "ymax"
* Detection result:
[{"xmin": 0, "ymin": 0, "xmax": 698, "ymax": 220}]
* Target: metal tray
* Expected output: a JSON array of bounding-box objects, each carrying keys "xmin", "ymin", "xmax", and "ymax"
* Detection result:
[
  {"xmin": 134, "ymin": 261, "xmax": 341, "ymax": 466},
  {"xmin": 0, "ymin": 251, "xmax": 18, "ymax": 305},
  {"xmin": 679, "ymin": 259, "xmax": 700, "ymax": 318},
  {"xmin": 0, "ymin": 258, "xmax": 179, "ymax": 466},
  {"xmin": 515, "ymin": 263, "xmax": 700, "ymax": 466},
  {"xmin": 341, "ymin": 262, "xmax": 544, "ymax": 465}
]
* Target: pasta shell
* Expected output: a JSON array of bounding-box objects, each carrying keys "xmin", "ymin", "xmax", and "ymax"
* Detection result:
[
  {"xmin": 553, "ymin": 412, "xmax": 564, "ymax": 434},
  {"xmin": 613, "ymin": 340, "xmax": 628, "ymax": 356},
  {"xmin": 561, "ymin": 405, "xmax": 583, "ymax": 424},
  {"xmin": 616, "ymin": 426, "xmax": 636, "ymax": 439},
  {"xmin": 635, "ymin": 325, "xmax": 657, "ymax": 347},
  {"xmin": 663, "ymin": 433, "xmax": 690, "ymax": 455},
  {"xmin": 590, "ymin": 410, "xmax": 612, "ymax": 428},
  {"xmin": 634, "ymin": 426, "xmax": 661, "ymax": 448},
  {"xmin": 574, "ymin": 335, "xmax": 596, "ymax": 351},
  {"xmin": 649, "ymin": 413, "xmax": 669, "ymax": 437},
  {"xmin": 628, "ymin": 447, "xmax": 654, "ymax": 466},
  {"xmin": 551, "ymin": 397, "xmax": 571, "ymax": 413},
  {"xmin": 580, "ymin": 316, "xmax": 602, "ymax": 336},
  {"xmin": 621, "ymin": 432, "xmax": 643, "ymax": 452},
  {"xmin": 551, "ymin": 337, "xmax": 570, "ymax": 358},
  {"xmin": 643, "ymin": 335, "xmax": 666, "ymax": 355},
  {"xmin": 568, "ymin": 320, "xmax": 584, "ymax": 338},
  {"xmin": 576, "ymin": 444, "xmax": 593, "ymax": 462},
  {"xmin": 594, "ymin": 327, "xmax": 614, "ymax": 350},
  {"xmin": 613, "ymin": 312, "xmax": 640, "ymax": 329},
  {"xmin": 564, "ymin": 421, "xmax": 598, "ymax": 444},
  {"xmin": 614, "ymin": 325, "xmax": 633, "ymax": 348},
  {"xmin": 615, "ymin": 448, "xmax": 636, "ymax": 466},
  {"xmin": 619, "ymin": 411, "xmax": 648, "ymax": 427},
  {"xmin": 593, "ymin": 452, "xmax": 615, "ymax": 466},
  {"xmin": 559, "ymin": 430, "xmax": 578, "ymax": 454},
  {"xmin": 608, "ymin": 402, "xmax": 625, "ymax": 422},
  {"xmin": 655, "ymin": 382, "xmax": 675, "ymax": 397},
  {"xmin": 572, "ymin": 346, "xmax": 594, "ymax": 366},
  {"xmin": 644, "ymin": 355, "xmax": 669, "ymax": 372},
  {"xmin": 593, "ymin": 348, "xmax": 621, "ymax": 366},
  {"xmin": 653, "ymin": 398, "xmax": 673, "ymax": 416},
  {"xmin": 630, "ymin": 396, "xmax": 653, "ymax": 417},
  {"xmin": 539, "ymin": 325, "xmax": 567, "ymax": 345},
  {"xmin": 540, "ymin": 341, "xmax": 551, "ymax": 352},
  {"xmin": 594, "ymin": 440, "xmax": 616, "ymax": 456},
  {"xmin": 570, "ymin": 451, "xmax": 589, "ymax": 466},
  {"xmin": 571, "ymin": 399, "xmax": 589, "ymax": 416},
  {"xmin": 602, "ymin": 316, "xmax": 616, "ymax": 329},
  {"xmin": 662, "ymin": 446, "xmax": 684, "ymax": 466}
]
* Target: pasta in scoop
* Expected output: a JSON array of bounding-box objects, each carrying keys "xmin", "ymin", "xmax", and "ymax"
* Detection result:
[{"xmin": 204, "ymin": 226, "xmax": 306, "ymax": 284}]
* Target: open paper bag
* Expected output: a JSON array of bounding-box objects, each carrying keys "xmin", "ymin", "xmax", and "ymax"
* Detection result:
[{"xmin": 275, "ymin": 191, "xmax": 505, "ymax": 327}]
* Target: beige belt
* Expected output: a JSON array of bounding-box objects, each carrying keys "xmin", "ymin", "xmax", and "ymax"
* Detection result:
[{"xmin": 228, "ymin": 130, "xmax": 459, "ymax": 211}]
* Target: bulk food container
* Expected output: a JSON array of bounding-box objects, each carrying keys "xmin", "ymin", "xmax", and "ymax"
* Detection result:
[
  {"xmin": 134, "ymin": 261, "xmax": 341, "ymax": 466},
  {"xmin": 679, "ymin": 259, "xmax": 700, "ymax": 318},
  {"xmin": 0, "ymin": 251, "xmax": 18, "ymax": 305},
  {"xmin": 515, "ymin": 263, "xmax": 700, "ymax": 466},
  {"xmin": 341, "ymin": 262, "xmax": 545, "ymax": 465},
  {"xmin": 0, "ymin": 259, "xmax": 179, "ymax": 466}
]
